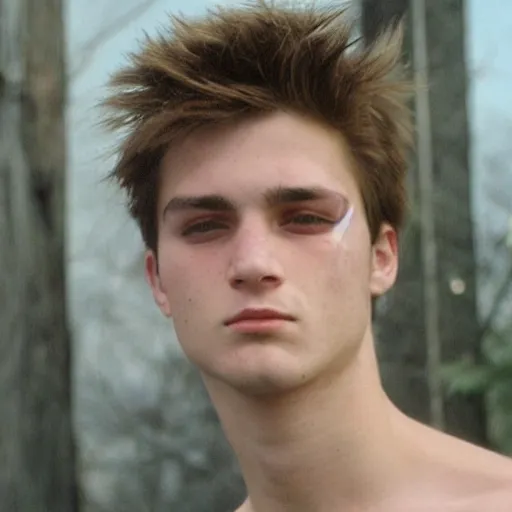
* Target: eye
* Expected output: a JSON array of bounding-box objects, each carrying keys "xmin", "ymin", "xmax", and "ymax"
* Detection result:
[
  {"xmin": 288, "ymin": 213, "xmax": 334, "ymax": 225},
  {"xmin": 282, "ymin": 211, "xmax": 336, "ymax": 234},
  {"xmin": 181, "ymin": 219, "xmax": 229, "ymax": 237}
]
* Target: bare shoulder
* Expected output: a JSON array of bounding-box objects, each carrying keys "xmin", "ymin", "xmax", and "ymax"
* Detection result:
[
  {"xmin": 406, "ymin": 417, "xmax": 512, "ymax": 508},
  {"xmin": 461, "ymin": 453, "xmax": 512, "ymax": 512},
  {"xmin": 411, "ymin": 416, "xmax": 512, "ymax": 475},
  {"xmin": 466, "ymin": 484, "xmax": 512, "ymax": 512},
  {"xmin": 472, "ymin": 451, "xmax": 512, "ymax": 509},
  {"xmin": 439, "ymin": 431, "xmax": 512, "ymax": 480}
]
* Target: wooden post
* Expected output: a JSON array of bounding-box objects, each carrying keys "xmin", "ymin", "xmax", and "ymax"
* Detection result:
[
  {"xmin": 362, "ymin": 0, "xmax": 487, "ymax": 446},
  {"xmin": 0, "ymin": 0, "xmax": 79, "ymax": 509}
]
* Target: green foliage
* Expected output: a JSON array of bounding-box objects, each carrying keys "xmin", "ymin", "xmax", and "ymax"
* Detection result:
[
  {"xmin": 443, "ymin": 324, "xmax": 512, "ymax": 456},
  {"xmin": 442, "ymin": 219, "xmax": 512, "ymax": 455}
]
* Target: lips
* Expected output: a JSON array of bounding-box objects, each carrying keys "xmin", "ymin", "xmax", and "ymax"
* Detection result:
[{"xmin": 224, "ymin": 308, "xmax": 295, "ymax": 326}]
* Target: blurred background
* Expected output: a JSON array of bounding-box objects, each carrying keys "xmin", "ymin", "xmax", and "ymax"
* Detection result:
[{"xmin": 1, "ymin": 0, "xmax": 511, "ymax": 511}]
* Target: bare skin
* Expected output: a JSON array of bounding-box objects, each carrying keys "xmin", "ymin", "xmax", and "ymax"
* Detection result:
[
  {"xmin": 145, "ymin": 111, "xmax": 512, "ymax": 512},
  {"xmin": 226, "ymin": 339, "xmax": 512, "ymax": 512}
]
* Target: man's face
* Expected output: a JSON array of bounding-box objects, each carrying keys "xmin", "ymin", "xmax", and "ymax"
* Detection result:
[{"xmin": 146, "ymin": 111, "xmax": 397, "ymax": 395}]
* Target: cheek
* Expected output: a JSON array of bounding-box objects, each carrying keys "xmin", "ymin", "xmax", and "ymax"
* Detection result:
[
  {"xmin": 159, "ymin": 261, "xmax": 203, "ymax": 352},
  {"xmin": 156, "ymin": 247, "xmax": 194, "ymax": 313},
  {"xmin": 313, "ymin": 235, "xmax": 371, "ymax": 305},
  {"xmin": 313, "ymin": 243, "xmax": 372, "ymax": 356},
  {"xmin": 158, "ymin": 246, "xmax": 223, "ymax": 317}
]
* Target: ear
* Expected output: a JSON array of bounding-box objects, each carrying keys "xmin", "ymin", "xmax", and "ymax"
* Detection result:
[
  {"xmin": 369, "ymin": 224, "xmax": 399, "ymax": 297},
  {"xmin": 144, "ymin": 249, "xmax": 172, "ymax": 318}
]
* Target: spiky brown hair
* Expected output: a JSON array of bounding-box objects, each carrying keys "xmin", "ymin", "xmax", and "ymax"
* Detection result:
[{"xmin": 102, "ymin": 0, "xmax": 414, "ymax": 253}]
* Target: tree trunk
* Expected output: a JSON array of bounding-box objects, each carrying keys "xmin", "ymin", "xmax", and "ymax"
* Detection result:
[
  {"xmin": 0, "ymin": 0, "xmax": 79, "ymax": 510},
  {"xmin": 362, "ymin": 0, "xmax": 487, "ymax": 446}
]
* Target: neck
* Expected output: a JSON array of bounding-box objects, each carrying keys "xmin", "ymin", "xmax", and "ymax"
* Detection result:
[{"xmin": 204, "ymin": 334, "xmax": 417, "ymax": 512}]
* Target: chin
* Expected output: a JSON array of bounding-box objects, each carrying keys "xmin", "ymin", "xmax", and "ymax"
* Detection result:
[
  {"xmin": 230, "ymin": 372, "xmax": 308, "ymax": 396},
  {"xmin": 204, "ymin": 346, "xmax": 318, "ymax": 397}
]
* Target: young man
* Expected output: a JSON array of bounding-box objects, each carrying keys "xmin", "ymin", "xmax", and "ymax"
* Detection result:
[{"xmin": 102, "ymin": 2, "xmax": 512, "ymax": 510}]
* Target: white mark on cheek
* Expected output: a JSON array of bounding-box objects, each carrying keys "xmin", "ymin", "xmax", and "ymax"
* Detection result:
[
  {"xmin": 323, "ymin": 205, "xmax": 354, "ymax": 283},
  {"xmin": 331, "ymin": 205, "xmax": 354, "ymax": 247}
]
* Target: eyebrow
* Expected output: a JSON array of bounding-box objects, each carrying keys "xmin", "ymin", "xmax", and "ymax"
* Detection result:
[
  {"xmin": 163, "ymin": 195, "xmax": 236, "ymax": 217},
  {"xmin": 162, "ymin": 186, "xmax": 344, "ymax": 218},
  {"xmin": 266, "ymin": 186, "xmax": 339, "ymax": 204}
]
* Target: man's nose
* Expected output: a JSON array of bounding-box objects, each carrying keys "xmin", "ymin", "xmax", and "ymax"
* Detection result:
[{"xmin": 226, "ymin": 219, "xmax": 284, "ymax": 292}]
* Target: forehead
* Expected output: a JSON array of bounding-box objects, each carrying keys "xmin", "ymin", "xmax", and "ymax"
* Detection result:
[{"xmin": 158, "ymin": 111, "xmax": 359, "ymax": 207}]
